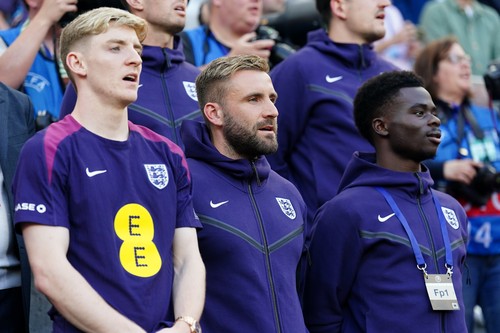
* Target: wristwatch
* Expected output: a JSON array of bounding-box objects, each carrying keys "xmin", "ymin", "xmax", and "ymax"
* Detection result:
[{"xmin": 176, "ymin": 316, "xmax": 202, "ymax": 333}]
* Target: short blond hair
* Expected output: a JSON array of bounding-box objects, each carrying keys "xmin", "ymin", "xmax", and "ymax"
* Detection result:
[
  {"xmin": 60, "ymin": 7, "xmax": 147, "ymax": 83},
  {"xmin": 196, "ymin": 55, "xmax": 270, "ymax": 110}
]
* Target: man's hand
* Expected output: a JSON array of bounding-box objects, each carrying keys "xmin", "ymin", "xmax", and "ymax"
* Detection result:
[
  {"xmin": 228, "ymin": 32, "xmax": 275, "ymax": 60},
  {"xmin": 36, "ymin": 0, "xmax": 78, "ymax": 26}
]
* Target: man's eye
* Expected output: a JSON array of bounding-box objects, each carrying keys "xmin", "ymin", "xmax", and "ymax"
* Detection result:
[{"xmin": 111, "ymin": 46, "xmax": 120, "ymax": 51}]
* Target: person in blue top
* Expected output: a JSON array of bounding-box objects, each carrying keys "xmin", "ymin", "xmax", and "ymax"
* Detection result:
[
  {"xmin": 303, "ymin": 70, "xmax": 468, "ymax": 333},
  {"xmin": 181, "ymin": 55, "xmax": 309, "ymax": 333},
  {"xmin": 59, "ymin": 0, "xmax": 202, "ymax": 149},
  {"xmin": 0, "ymin": 0, "xmax": 74, "ymax": 129},
  {"xmin": 267, "ymin": 0, "xmax": 397, "ymax": 222},
  {"xmin": 181, "ymin": 0, "xmax": 276, "ymax": 68},
  {"xmin": 415, "ymin": 37, "xmax": 500, "ymax": 333},
  {"xmin": 12, "ymin": 7, "xmax": 205, "ymax": 332}
]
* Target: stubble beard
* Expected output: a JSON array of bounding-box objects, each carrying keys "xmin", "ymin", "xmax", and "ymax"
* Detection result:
[{"xmin": 223, "ymin": 114, "xmax": 278, "ymax": 159}]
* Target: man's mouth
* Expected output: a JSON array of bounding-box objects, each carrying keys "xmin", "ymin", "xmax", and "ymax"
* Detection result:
[{"xmin": 123, "ymin": 73, "xmax": 138, "ymax": 82}]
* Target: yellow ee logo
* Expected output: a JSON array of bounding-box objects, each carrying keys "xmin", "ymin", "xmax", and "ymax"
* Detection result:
[{"xmin": 114, "ymin": 203, "xmax": 162, "ymax": 277}]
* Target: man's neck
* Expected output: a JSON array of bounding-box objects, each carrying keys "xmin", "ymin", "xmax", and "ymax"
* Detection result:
[
  {"xmin": 143, "ymin": 27, "xmax": 175, "ymax": 49},
  {"xmin": 71, "ymin": 93, "xmax": 130, "ymax": 141}
]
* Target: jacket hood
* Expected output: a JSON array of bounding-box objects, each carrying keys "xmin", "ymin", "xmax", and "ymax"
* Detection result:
[
  {"xmin": 141, "ymin": 36, "xmax": 186, "ymax": 72},
  {"xmin": 338, "ymin": 152, "xmax": 435, "ymax": 196},
  {"xmin": 306, "ymin": 28, "xmax": 379, "ymax": 69},
  {"xmin": 181, "ymin": 120, "xmax": 271, "ymax": 181}
]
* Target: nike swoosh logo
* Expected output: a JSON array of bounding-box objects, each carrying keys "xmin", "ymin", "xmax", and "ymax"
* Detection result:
[
  {"xmin": 378, "ymin": 213, "xmax": 395, "ymax": 222},
  {"xmin": 210, "ymin": 200, "xmax": 229, "ymax": 208},
  {"xmin": 86, "ymin": 168, "xmax": 107, "ymax": 177},
  {"xmin": 325, "ymin": 75, "xmax": 343, "ymax": 83}
]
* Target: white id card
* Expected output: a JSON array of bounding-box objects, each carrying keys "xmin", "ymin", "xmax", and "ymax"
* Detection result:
[{"xmin": 424, "ymin": 274, "xmax": 460, "ymax": 311}]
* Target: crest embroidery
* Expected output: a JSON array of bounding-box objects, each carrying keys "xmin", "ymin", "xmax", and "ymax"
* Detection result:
[
  {"xmin": 183, "ymin": 81, "xmax": 198, "ymax": 101},
  {"xmin": 276, "ymin": 197, "xmax": 296, "ymax": 220},
  {"xmin": 144, "ymin": 164, "xmax": 169, "ymax": 190},
  {"xmin": 441, "ymin": 207, "xmax": 459, "ymax": 230}
]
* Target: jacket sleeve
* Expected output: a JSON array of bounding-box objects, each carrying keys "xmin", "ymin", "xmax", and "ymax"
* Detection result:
[
  {"xmin": 267, "ymin": 59, "xmax": 309, "ymax": 180},
  {"xmin": 302, "ymin": 198, "xmax": 363, "ymax": 333}
]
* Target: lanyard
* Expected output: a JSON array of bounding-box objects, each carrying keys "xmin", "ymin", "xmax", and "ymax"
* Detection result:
[{"xmin": 375, "ymin": 187, "xmax": 454, "ymax": 276}]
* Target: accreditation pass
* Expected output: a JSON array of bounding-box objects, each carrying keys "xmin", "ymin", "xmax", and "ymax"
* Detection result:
[{"xmin": 424, "ymin": 274, "xmax": 460, "ymax": 311}]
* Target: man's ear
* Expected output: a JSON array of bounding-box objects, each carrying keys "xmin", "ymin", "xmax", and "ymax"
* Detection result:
[
  {"xmin": 331, "ymin": 0, "xmax": 348, "ymax": 20},
  {"xmin": 125, "ymin": 0, "xmax": 144, "ymax": 11},
  {"xmin": 66, "ymin": 52, "xmax": 87, "ymax": 78},
  {"xmin": 373, "ymin": 117, "xmax": 389, "ymax": 137},
  {"xmin": 204, "ymin": 102, "xmax": 224, "ymax": 127}
]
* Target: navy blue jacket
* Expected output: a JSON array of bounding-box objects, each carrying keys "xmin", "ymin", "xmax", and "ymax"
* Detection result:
[
  {"xmin": 303, "ymin": 152, "xmax": 468, "ymax": 333},
  {"xmin": 181, "ymin": 120, "xmax": 309, "ymax": 333},
  {"xmin": 0, "ymin": 82, "xmax": 35, "ymax": 332},
  {"xmin": 59, "ymin": 37, "xmax": 202, "ymax": 149},
  {"xmin": 267, "ymin": 28, "xmax": 397, "ymax": 220}
]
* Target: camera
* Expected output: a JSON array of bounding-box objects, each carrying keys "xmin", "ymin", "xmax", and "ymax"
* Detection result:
[
  {"xmin": 447, "ymin": 164, "xmax": 500, "ymax": 207},
  {"xmin": 255, "ymin": 25, "xmax": 296, "ymax": 68},
  {"xmin": 59, "ymin": 0, "xmax": 125, "ymax": 27},
  {"xmin": 484, "ymin": 60, "xmax": 500, "ymax": 102}
]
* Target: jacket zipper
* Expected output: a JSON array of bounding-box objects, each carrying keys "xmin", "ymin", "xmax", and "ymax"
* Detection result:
[
  {"xmin": 160, "ymin": 48, "xmax": 179, "ymax": 145},
  {"xmin": 415, "ymin": 173, "xmax": 445, "ymax": 333},
  {"xmin": 248, "ymin": 160, "xmax": 281, "ymax": 333}
]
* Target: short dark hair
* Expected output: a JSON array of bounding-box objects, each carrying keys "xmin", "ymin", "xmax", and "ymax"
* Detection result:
[
  {"xmin": 354, "ymin": 71, "xmax": 425, "ymax": 145},
  {"xmin": 316, "ymin": 0, "xmax": 332, "ymax": 26}
]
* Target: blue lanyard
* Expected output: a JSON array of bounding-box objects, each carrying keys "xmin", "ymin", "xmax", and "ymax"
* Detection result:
[{"xmin": 375, "ymin": 187, "xmax": 454, "ymax": 276}]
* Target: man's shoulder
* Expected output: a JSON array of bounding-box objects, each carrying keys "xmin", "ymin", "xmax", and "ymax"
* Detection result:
[
  {"xmin": 0, "ymin": 81, "xmax": 27, "ymax": 101},
  {"xmin": 421, "ymin": 0, "xmax": 452, "ymax": 17},
  {"xmin": 181, "ymin": 25, "xmax": 207, "ymax": 41},
  {"xmin": 129, "ymin": 122, "xmax": 186, "ymax": 158}
]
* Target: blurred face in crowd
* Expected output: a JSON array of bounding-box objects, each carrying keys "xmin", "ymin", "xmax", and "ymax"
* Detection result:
[
  {"xmin": 263, "ymin": 0, "xmax": 286, "ymax": 14},
  {"xmin": 140, "ymin": 0, "xmax": 188, "ymax": 35},
  {"xmin": 433, "ymin": 43, "xmax": 472, "ymax": 103},
  {"xmin": 342, "ymin": 0, "xmax": 391, "ymax": 44},
  {"xmin": 213, "ymin": 0, "xmax": 263, "ymax": 34}
]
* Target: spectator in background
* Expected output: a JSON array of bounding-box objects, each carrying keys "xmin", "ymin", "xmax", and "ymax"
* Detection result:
[
  {"xmin": 59, "ymin": 0, "xmax": 202, "ymax": 149},
  {"xmin": 0, "ymin": 0, "xmax": 27, "ymax": 29},
  {"xmin": 267, "ymin": 0, "xmax": 396, "ymax": 221},
  {"xmin": 263, "ymin": 0, "xmax": 287, "ymax": 16},
  {"xmin": 374, "ymin": 4, "xmax": 421, "ymax": 70},
  {"xmin": 13, "ymin": 7, "xmax": 205, "ymax": 332},
  {"xmin": 181, "ymin": 0, "xmax": 275, "ymax": 68},
  {"xmin": 419, "ymin": 0, "xmax": 500, "ymax": 76},
  {"xmin": 0, "ymin": 0, "xmax": 75, "ymax": 130},
  {"xmin": 415, "ymin": 37, "xmax": 500, "ymax": 333},
  {"xmin": 0, "ymin": 83, "xmax": 35, "ymax": 333},
  {"xmin": 303, "ymin": 70, "xmax": 468, "ymax": 333},
  {"xmin": 181, "ymin": 54, "xmax": 308, "ymax": 333}
]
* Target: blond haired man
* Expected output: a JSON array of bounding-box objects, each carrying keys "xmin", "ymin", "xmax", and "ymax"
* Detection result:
[{"xmin": 12, "ymin": 7, "xmax": 205, "ymax": 333}]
